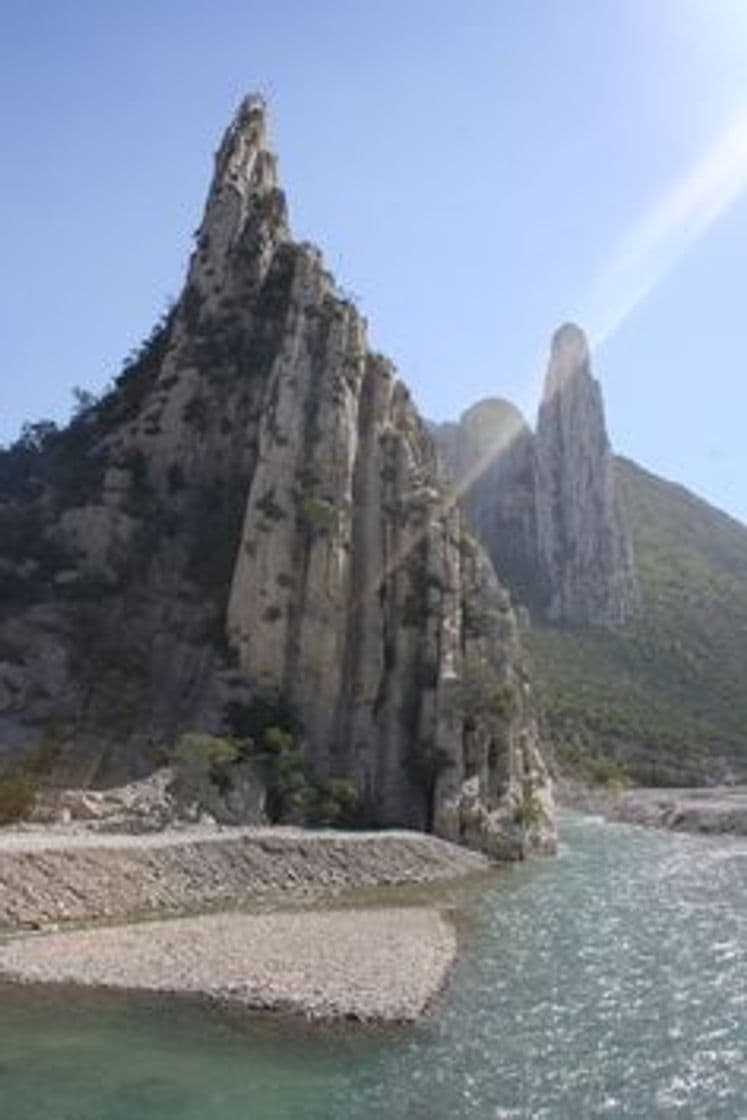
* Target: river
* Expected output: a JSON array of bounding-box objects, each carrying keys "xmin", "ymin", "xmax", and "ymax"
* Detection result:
[{"xmin": 1, "ymin": 812, "xmax": 745, "ymax": 1118}]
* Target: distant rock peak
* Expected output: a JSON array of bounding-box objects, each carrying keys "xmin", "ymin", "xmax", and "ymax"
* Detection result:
[
  {"xmin": 544, "ymin": 322, "xmax": 591, "ymax": 399},
  {"xmin": 535, "ymin": 326, "xmax": 636, "ymax": 625},
  {"xmin": 458, "ymin": 398, "xmax": 529, "ymax": 451},
  {"xmin": 433, "ymin": 323, "xmax": 637, "ymax": 627}
]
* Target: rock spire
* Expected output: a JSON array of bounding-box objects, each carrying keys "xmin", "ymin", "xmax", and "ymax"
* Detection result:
[
  {"xmin": 534, "ymin": 323, "xmax": 637, "ymax": 625},
  {"xmin": 433, "ymin": 323, "xmax": 637, "ymax": 626},
  {"xmin": 0, "ymin": 98, "xmax": 555, "ymax": 857}
]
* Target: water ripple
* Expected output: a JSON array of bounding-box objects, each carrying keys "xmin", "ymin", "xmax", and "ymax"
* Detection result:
[
  {"xmin": 1, "ymin": 812, "xmax": 745, "ymax": 1119},
  {"xmin": 326, "ymin": 812, "xmax": 747, "ymax": 1120}
]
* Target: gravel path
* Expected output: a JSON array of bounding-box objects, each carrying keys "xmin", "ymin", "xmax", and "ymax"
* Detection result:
[{"xmin": 0, "ymin": 906, "xmax": 457, "ymax": 1022}]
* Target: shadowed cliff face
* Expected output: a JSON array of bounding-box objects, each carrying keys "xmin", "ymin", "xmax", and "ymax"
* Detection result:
[
  {"xmin": 0, "ymin": 97, "xmax": 555, "ymax": 857},
  {"xmin": 433, "ymin": 323, "xmax": 638, "ymax": 627}
]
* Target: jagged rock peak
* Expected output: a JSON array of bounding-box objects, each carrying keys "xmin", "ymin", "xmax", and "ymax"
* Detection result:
[
  {"xmin": 0, "ymin": 96, "xmax": 556, "ymax": 859},
  {"xmin": 188, "ymin": 93, "xmax": 289, "ymax": 317},
  {"xmin": 211, "ymin": 93, "xmax": 278, "ymax": 200}
]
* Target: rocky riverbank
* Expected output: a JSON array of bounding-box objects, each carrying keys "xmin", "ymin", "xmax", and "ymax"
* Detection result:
[
  {"xmin": 0, "ymin": 824, "xmax": 490, "ymax": 931},
  {"xmin": 605, "ymin": 786, "xmax": 747, "ymax": 835},
  {"xmin": 557, "ymin": 778, "xmax": 747, "ymax": 836}
]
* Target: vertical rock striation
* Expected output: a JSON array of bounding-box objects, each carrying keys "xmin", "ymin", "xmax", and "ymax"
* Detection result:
[
  {"xmin": 534, "ymin": 324, "xmax": 637, "ymax": 625},
  {"xmin": 0, "ymin": 97, "xmax": 555, "ymax": 857},
  {"xmin": 434, "ymin": 324, "xmax": 637, "ymax": 627}
]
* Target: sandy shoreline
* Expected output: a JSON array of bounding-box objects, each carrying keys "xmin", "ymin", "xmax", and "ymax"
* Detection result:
[{"xmin": 0, "ymin": 906, "xmax": 457, "ymax": 1023}]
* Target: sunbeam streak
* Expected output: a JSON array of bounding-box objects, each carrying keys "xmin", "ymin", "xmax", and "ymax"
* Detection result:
[{"xmin": 583, "ymin": 109, "xmax": 747, "ymax": 348}]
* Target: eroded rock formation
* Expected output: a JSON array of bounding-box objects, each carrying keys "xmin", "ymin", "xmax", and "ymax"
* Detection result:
[
  {"xmin": 434, "ymin": 324, "xmax": 637, "ymax": 626},
  {"xmin": 0, "ymin": 97, "xmax": 555, "ymax": 857}
]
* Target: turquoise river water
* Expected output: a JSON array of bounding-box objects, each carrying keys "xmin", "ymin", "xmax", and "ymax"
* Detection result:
[{"xmin": 1, "ymin": 812, "xmax": 746, "ymax": 1119}]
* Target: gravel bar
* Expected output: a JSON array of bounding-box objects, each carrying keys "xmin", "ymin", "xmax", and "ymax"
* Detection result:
[
  {"xmin": 0, "ymin": 906, "xmax": 457, "ymax": 1022},
  {"xmin": 0, "ymin": 825, "xmax": 490, "ymax": 930}
]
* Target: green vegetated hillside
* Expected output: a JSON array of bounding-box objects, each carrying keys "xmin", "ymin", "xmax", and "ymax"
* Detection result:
[{"xmin": 528, "ymin": 457, "xmax": 747, "ymax": 785}]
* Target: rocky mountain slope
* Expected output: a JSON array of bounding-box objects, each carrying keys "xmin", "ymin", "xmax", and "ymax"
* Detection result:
[
  {"xmin": 529, "ymin": 459, "xmax": 747, "ymax": 784},
  {"xmin": 434, "ymin": 331, "xmax": 747, "ymax": 786},
  {"xmin": 0, "ymin": 97, "xmax": 555, "ymax": 856}
]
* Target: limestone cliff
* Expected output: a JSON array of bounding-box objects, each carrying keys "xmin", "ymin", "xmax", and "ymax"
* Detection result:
[
  {"xmin": 0, "ymin": 97, "xmax": 554, "ymax": 857},
  {"xmin": 434, "ymin": 324, "xmax": 637, "ymax": 627},
  {"xmin": 535, "ymin": 324, "xmax": 637, "ymax": 624}
]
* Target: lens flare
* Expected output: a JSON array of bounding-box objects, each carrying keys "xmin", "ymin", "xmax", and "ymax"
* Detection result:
[
  {"xmin": 363, "ymin": 112, "xmax": 747, "ymax": 606},
  {"xmin": 583, "ymin": 109, "xmax": 747, "ymax": 348}
]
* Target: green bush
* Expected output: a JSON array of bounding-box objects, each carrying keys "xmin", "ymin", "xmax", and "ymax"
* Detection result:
[
  {"xmin": 300, "ymin": 494, "xmax": 337, "ymax": 533},
  {"xmin": 221, "ymin": 700, "xmax": 367, "ymax": 828},
  {"xmin": 454, "ymin": 657, "xmax": 516, "ymax": 724},
  {"xmin": 251, "ymin": 724, "xmax": 307, "ymax": 821},
  {"xmin": 303, "ymin": 778, "xmax": 360, "ymax": 827},
  {"xmin": 586, "ymin": 756, "xmax": 630, "ymax": 790},
  {"xmin": 0, "ymin": 770, "xmax": 37, "ymax": 825},
  {"xmin": 172, "ymin": 732, "xmax": 242, "ymax": 796},
  {"xmin": 221, "ymin": 702, "xmax": 307, "ymax": 822},
  {"xmin": 515, "ymin": 789, "xmax": 543, "ymax": 828},
  {"xmin": 173, "ymin": 732, "xmax": 241, "ymax": 768}
]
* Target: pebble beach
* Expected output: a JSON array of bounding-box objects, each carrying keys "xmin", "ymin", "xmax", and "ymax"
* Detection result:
[{"xmin": 0, "ymin": 825, "xmax": 488, "ymax": 1022}]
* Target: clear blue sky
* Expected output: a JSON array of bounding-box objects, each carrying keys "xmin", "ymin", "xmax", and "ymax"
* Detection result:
[{"xmin": 2, "ymin": 0, "xmax": 747, "ymax": 521}]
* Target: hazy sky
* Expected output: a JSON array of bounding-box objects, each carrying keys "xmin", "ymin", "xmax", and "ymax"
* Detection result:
[{"xmin": 2, "ymin": 0, "xmax": 747, "ymax": 521}]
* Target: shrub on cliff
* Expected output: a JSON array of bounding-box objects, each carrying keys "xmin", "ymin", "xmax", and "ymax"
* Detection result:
[
  {"xmin": 173, "ymin": 732, "xmax": 240, "ymax": 769},
  {"xmin": 175, "ymin": 689, "xmax": 370, "ymax": 829},
  {"xmin": 453, "ymin": 657, "xmax": 517, "ymax": 726},
  {"xmin": 303, "ymin": 778, "xmax": 361, "ymax": 828},
  {"xmin": 515, "ymin": 789, "xmax": 543, "ymax": 828},
  {"xmin": 255, "ymin": 724, "xmax": 308, "ymax": 821}
]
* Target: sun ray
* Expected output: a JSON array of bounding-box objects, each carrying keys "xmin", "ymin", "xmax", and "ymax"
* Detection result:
[{"xmin": 583, "ymin": 109, "xmax": 747, "ymax": 349}]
